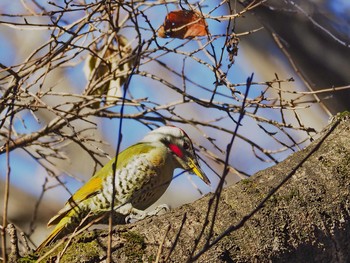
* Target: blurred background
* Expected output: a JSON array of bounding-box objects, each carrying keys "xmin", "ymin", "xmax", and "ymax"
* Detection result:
[{"xmin": 0, "ymin": 0, "xmax": 349, "ymax": 252}]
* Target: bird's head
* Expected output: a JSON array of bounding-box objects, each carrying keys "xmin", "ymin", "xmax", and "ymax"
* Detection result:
[{"xmin": 142, "ymin": 126, "xmax": 210, "ymax": 185}]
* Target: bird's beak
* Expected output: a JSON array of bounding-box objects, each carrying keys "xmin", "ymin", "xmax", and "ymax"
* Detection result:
[{"xmin": 188, "ymin": 158, "xmax": 211, "ymax": 185}]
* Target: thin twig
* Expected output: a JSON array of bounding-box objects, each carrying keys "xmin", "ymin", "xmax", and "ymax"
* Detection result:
[
  {"xmin": 190, "ymin": 115, "xmax": 341, "ymax": 261},
  {"xmin": 155, "ymin": 224, "xmax": 171, "ymax": 263}
]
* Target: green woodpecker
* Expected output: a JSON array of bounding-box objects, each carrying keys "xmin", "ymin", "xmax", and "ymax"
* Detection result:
[{"xmin": 36, "ymin": 126, "xmax": 210, "ymax": 251}]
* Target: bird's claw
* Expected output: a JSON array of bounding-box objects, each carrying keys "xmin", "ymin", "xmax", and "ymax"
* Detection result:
[
  {"xmin": 125, "ymin": 204, "xmax": 170, "ymax": 223},
  {"xmin": 125, "ymin": 210, "xmax": 147, "ymax": 223},
  {"xmin": 152, "ymin": 204, "xmax": 170, "ymax": 216}
]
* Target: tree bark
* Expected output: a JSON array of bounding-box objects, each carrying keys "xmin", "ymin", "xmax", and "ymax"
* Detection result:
[{"xmin": 33, "ymin": 113, "xmax": 350, "ymax": 262}]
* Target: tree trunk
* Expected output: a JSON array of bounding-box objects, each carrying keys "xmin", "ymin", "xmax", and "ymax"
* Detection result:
[{"xmin": 33, "ymin": 113, "xmax": 350, "ymax": 262}]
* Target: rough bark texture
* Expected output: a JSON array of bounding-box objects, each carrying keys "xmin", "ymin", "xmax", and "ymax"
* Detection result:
[{"xmin": 32, "ymin": 114, "xmax": 350, "ymax": 263}]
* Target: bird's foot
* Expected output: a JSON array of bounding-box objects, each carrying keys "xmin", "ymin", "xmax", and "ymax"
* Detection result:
[
  {"xmin": 149, "ymin": 204, "xmax": 170, "ymax": 216},
  {"xmin": 125, "ymin": 209, "xmax": 147, "ymax": 223},
  {"xmin": 125, "ymin": 204, "xmax": 170, "ymax": 223}
]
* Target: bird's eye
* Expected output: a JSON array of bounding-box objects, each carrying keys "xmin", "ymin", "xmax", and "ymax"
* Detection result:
[{"xmin": 183, "ymin": 141, "xmax": 189, "ymax": 150}]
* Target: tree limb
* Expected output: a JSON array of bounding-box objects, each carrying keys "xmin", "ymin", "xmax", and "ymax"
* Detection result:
[{"xmin": 32, "ymin": 113, "xmax": 350, "ymax": 262}]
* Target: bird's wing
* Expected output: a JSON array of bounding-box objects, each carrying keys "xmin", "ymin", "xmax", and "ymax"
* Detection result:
[{"xmin": 47, "ymin": 142, "xmax": 154, "ymax": 226}]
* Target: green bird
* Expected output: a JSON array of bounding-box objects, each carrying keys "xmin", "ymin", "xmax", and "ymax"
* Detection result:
[{"xmin": 36, "ymin": 126, "xmax": 210, "ymax": 251}]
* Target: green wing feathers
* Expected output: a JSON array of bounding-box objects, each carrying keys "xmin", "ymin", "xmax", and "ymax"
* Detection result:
[
  {"xmin": 62, "ymin": 142, "xmax": 153, "ymax": 210},
  {"xmin": 36, "ymin": 211, "xmax": 73, "ymax": 251}
]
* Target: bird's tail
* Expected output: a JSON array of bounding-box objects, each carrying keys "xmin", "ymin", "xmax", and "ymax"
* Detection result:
[{"xmin": 36, "ymin": 217, "xmax": 70, "ymax": 252}]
